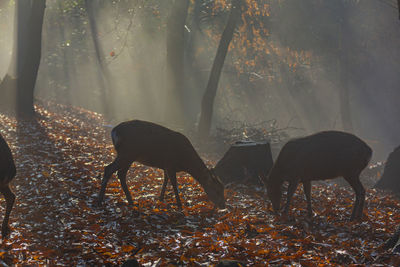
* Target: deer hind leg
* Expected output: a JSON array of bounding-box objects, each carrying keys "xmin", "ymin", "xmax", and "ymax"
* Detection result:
[
  {"xmin": 302, "ymin": 180, "xmax": 313, "ymax": 217},
  {"xmin": 159, "ymin": 169, "xmax": 170, "ymax": 202},
  {"xmin": 0, "ymin": 185, "xmax": 15, "ymax": 238},
  {"xmin": 344, "ymin": 173, "xmax": 365, "ymax": 221},
  {"xmin": 283, "ymin": 180, "xmax": 299, "ymax": 217},
  {"xmin": 117, "ymin": 162, "xmax": 133, "ymax": 205},
  {"xmin": 97, "ymin": 157, "xmax": 121, "ymax": 205},
  {"xmin": 166, "ymin": 170, "xmax": 182, "ymax": 210}
]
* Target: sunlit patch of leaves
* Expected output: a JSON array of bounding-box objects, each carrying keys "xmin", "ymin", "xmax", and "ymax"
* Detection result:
[{"xmin": 0, "ymin": 102, "xmax": 398, "ymax": 265}]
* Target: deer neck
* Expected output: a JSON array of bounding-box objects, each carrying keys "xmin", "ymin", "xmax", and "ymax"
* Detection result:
[{"xmin": 185, "ymin": 158, "xmax": 210, "ymax": 187}]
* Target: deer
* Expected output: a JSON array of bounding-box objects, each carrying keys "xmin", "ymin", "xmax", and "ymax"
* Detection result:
[
  {"xmin": 0, "ymin": 133, "xmax": 16, "ymax": 237},
  {"xmin": 264, "ymin": 131, "xmax": 372, "ymax": 221},
  {"xmin": 97, "ymin": 120, "xmax": 226, "ymax": 209}
]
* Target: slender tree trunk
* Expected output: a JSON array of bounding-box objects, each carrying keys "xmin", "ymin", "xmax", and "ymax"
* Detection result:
[
  {"xmin": 338, "ymin": 13, "xmax": 353, "ymax": 132},
  {"xmin": 184, "ymin": 0, "xmax": 204, "ymax": 124},
  {"xmin": 186, "ymin": 0, "xmax": 202, "ymax": 67},
  {"xmin": 398, "ymin": 0, "xmax": 400, "ymax": 19},
  {"xmin": 58, "ymin": 5, "xmax": 72, "ymax": 104},
  {"xmin": 165, "ymin": 0, "xmax": 189, "ymax": 127},
  {"xmin": 339, "ymin": 60, "xmax": 353, "ymax": 132},
  {"xmin": 198, "ymin": 0, "xmax": 242, "ymax": 139},
  {"xmin": 85, "ymin": 0, "xmax": 112, "ymax": 119}
]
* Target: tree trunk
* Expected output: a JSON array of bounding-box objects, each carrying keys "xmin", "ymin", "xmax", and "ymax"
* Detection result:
[
  {"xmin": 57, "ymin": 1, "xmax": 72, "ymax": 104},
  {"xmin": 85, "ymin": 0, "xmax": 113, "ymax": 119},
  {"xmin": 16, "ymin": 0, "xmax": 46, "ymax": 117},
  {"xmin": 0, "ymin": 0, "xmax": 45, "ymax": 118},
  {"xmin": 183, "ymin": 0, "xmax": 205, "ymax": 125},
  {"xmin": 0, "ymin": 0, "xmax": 45, "ymax": 116},
  {"xmin": 398, "ymin": 0, "xmax": 400, "ymax": 20},
  {"xmin": 338, "ymin": 11, "xmax": 353, "ymax": 132},
  {"xmin": 197, "ymin": 0, "xmax": 242, "ymax": 139},
  {"xmin": 339, "ymin": 63, "xmax": 353, "ymax": 132},
  {"xmin": 165, "ymin": 0, "xmax": 189, "ymax": 127}
]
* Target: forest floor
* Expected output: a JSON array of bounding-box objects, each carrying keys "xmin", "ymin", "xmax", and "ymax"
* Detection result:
[{"xmin": 0, "ymin": 102, "xmax": 399, "ymax": 266}]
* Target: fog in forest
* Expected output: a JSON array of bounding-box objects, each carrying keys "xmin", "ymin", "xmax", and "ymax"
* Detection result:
[{"xmin": 0, "ymin": 0, "xmax": 399, "ymax": 160}]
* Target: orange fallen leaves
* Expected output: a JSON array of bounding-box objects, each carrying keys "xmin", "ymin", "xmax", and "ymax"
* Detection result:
[{"xmin": 0, "ymin": 101, "xmax": 398, "ymax": 265}]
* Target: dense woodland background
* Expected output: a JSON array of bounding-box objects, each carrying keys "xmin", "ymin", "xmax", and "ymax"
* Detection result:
[
  {"xmin": 1, "ymin": 0, "xmax": 400, "ymax": 158},
  {"xmin": 0, "ymin": 0, "xmax": 399, "ymax": 265}
]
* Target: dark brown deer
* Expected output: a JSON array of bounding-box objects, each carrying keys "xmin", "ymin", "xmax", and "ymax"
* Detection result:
[
  {"xmin": 265, "ymin": 131, "xmax": 372, "ymax": 221},
  {"xmin": 0, "ymin": 133, "xmax": 16, "ymax": 237},
  {"xmin": 97, "ymin": 120, "xmax": 225, "ymax": 209}
]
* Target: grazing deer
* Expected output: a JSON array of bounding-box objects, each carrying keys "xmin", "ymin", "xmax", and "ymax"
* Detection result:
[
  {"xmin": 0, "ymin": 133, "xmax": 16, "ymax": 237},
  {"xmin": 265, "ymin": 131, "xmax": 372, "ymax": 220},
  {"xmin": 97, "ymin": 120, "xmax": 225, "ymax": 209}
]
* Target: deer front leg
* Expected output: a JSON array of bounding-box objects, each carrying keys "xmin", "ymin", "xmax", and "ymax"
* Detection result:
[
  {"xmin": 159, "ymin": 169, "xmax": 170, "ymax": 202},
  {"xmin": 302, "ymin": 180, "xmax": 313, "ymax": 217},
  {"xmin": 0, "ymin": 185, "xmax": 15, "ymax": 238},
  {"xmin": 167, "ymin": 170, "xmax": 182, "ymax": 210},
  {"xmin": 283, "ymin": 180, "xmax": 299, "ymax": 217},
  {"xmin": 118, "ymin": 164, "xmax": 133, "ymax": 205},
  {"xmin": 98, "ymin": 158, "xmax": 120, "ymax": 205},
  {"xmin": 345, "ymin": 175, "xmax": 365, "ymax": 221}
]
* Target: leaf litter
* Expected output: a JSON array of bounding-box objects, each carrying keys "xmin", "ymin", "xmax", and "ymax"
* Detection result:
[{"xmin": 0, "ymin": 102, "xmax": 398, "ymax": 266}]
